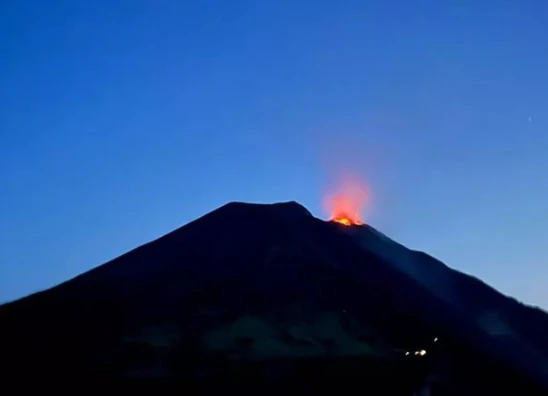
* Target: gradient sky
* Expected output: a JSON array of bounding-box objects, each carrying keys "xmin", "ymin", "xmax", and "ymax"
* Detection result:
[{"xmin": 1, "ymin": 1, "xmax": 546, "ymax": 307}]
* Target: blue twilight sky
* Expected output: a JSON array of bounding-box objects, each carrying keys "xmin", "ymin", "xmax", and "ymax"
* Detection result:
[{"xmin": 1, "ymin": 1, "xmax": 547, "ymax": 307}]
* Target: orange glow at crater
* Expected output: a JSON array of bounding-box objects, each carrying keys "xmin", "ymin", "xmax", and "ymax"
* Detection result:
[{"xmin": 323, "ymin": 174, "xmax": 368, "ymax": 226}]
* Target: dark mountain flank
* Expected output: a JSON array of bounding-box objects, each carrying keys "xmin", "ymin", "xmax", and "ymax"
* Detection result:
[{"xmin": 1, "ymin": 201, "xmax": 547, "ymax": 394}]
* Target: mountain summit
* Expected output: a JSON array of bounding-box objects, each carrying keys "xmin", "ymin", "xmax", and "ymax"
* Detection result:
[{"xmin": 1, "ymin": 201, "xmax": 547, "ymax": 394}]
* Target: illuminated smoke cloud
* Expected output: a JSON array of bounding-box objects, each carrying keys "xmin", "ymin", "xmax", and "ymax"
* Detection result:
[{"xmin": 323, "ymin": 173, "xmax": 368, "ymax": 226}]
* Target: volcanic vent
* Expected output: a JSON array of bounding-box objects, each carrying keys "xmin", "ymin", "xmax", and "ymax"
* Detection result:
[{"xmin": 323, "ymin": 174, "xmax": 367, "ymax": 226}]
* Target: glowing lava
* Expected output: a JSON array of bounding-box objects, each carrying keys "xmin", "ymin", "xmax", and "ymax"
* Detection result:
[
  {"xmin": 328, "ymin": 197, "xmax": 364, "ymax": 226},
  {"xmin": 323, "ymin": 174, "xmax": 368, "ymax": 226}
]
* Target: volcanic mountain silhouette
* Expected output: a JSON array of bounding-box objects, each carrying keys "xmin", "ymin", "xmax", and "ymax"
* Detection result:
[{"xmin": 1, "ymin": 201, "xmax": 547, "ymax": 394}]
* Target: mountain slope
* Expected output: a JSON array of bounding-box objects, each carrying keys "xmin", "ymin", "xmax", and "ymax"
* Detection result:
[
  {"xmin": 344, "ymin": 224, "xmax": 548, "ymax": 386},
  {"xmin": 0, "ymin": 201, "xmax": 546, "ymax": 394}
]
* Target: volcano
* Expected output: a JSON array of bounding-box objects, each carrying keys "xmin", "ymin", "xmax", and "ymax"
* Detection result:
[{"xmin": 1, "ymin": 201, "xmax": 547, "ymax": 394}]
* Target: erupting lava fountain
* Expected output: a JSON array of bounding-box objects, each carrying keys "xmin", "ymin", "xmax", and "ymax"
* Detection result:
[{"xmin": 323, "ymin": 174, "xmax": 368, "ymax": 226}]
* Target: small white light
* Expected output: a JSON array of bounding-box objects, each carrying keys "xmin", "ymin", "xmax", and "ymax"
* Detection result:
[
  {"xmin": 434, "ymin": 337, "xmax": 438, "ymax": 342},
  {"xmin": 419, "ymin": 350, "xmax": 427, "ymax": 356},
  {"xmin": 405, "ymin": 352, "xmax": 410, "ymax": 356}
]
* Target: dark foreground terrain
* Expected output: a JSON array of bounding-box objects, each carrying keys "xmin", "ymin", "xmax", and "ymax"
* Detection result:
[{"xmin": 1, "ymin": 202, "xmax": 547, "ymax": 394}]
